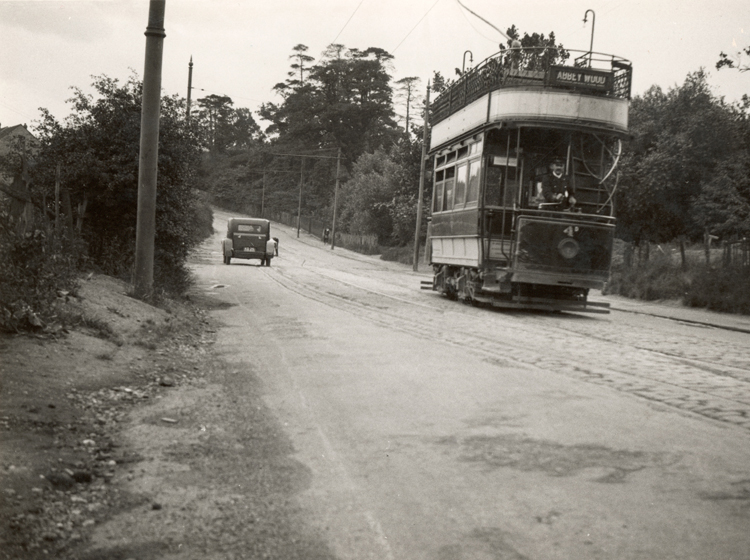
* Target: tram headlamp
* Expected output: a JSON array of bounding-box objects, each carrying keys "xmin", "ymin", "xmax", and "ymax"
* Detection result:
[{"xmin": 558, "ymin": 238, "xmax": 580, "ymax": 259}]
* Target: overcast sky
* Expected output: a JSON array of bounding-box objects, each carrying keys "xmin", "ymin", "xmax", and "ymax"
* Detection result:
[{"xmin": 1, "ymin": 0, "xmax": 748, "ymax": 132}]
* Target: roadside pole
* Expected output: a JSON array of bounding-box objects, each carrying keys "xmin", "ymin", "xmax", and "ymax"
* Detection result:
[
  {"xmin": 330, "ymin": 147, "xmax": 341, "ymax": 250},
  {"xmin": 261, "ymin": 170, "xmax": 266, "ymax": 218},
  {"xmin": 133, "ymin": 0, "xmax": 166, "ymax": 299},
  {"xmin": 412, "ymin": 82, "xmax": 430, "ymax": 272},
  {"xmin": 297, "ymin": 159, "xmax": 303, "ymax": 238},
  {"xmin": 186, "ymin": 55, "xmax": 193, "ymax": 123}
]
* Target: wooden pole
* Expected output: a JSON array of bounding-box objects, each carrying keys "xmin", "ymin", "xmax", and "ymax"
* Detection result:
[
  {"xmin": 331, "ymin": 147, "xmax": 341, "ymax": 250},
  {"xmin": 412, "ymin": 82, "xmax": 431, "ymax": 271},
  {"xmin": 297, "ymin": 159, "xmax": 303, "ymax": 238},
  {"xmin": 261, "ymin": 170, "xmax": 266, "ymax": 217},
  {"xmin": 133, "ymin": 0, "xmax": 166, "ymax": 299},
  {"xmin": 54, "ymin": 163, "xmax": 60, "ymax": 233},
  {"xmin": 186, "ymin": 56, "xmax": 193, "ymax": 123}
]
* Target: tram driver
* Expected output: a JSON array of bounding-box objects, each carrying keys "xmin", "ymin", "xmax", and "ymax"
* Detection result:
[{"xmin": 536, "ymin": 157, "xmax": 576, "ymax": 208}]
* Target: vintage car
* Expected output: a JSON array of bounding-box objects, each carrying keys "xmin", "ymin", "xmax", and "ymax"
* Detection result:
[{"xmin": 222, "ymin": 217, "xmax": 273, "ymax": 265}]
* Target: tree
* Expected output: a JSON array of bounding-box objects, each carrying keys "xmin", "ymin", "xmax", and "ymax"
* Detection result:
[
  {"xmin": 30, "ymin": 74, "xmax": 206, "ymax": 290},
  {"xmin": 394, "ymin": 77, "xmax": 421, "ymax": 136},
  {"xmin": 260, "ymin": 43, "xmax": 399, "ymax": 164},
  {"xmin": 288, "ymin": 43, "xmax": 315, "ymax": 87},
  {"xmin": 617, "ymin": 70, "xmax": 750, "ymax": 244},
  {"xmin": 499, "ymin": 25, "xmax": 569, "ymax": 70},
  {"xmin": 716, "ymin": 45, "xmax": 750, "ymax": 73},
  {"xmin": 195, "ymin": 95, "xmax": 261, "ymax": 153}
]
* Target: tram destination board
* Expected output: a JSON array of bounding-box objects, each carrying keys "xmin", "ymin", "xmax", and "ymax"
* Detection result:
[{"xmin": 548, "ymin": 65, "xmax": 614, "ymax": 93}]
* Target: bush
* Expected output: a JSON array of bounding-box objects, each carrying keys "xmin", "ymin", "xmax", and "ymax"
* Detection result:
[
  {"xmin": 685, "ymin": 267, "xmax": 750, "ymax": 314},
  {"xmin": 379, "ymin": 244, "xmax": 428, "ymax": 265},
  {"xmin": 0, "ymin": 213, "xmax": 84, "ymax": 331},
  {"xmin": 605, "ymin": 253, "xmax": 689, "ymax": 301}
]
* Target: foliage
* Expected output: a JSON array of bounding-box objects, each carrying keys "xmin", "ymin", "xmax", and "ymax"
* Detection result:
[
  {"xmin": 499, "ymin": 25, "xmax": 569, "ymax": 70},
  {"xmin": 605, "ymin": 254, "xmax": 689, "ymax": 301},
  {"xmin": 259, "ymin": 43, "xmax": 400, "ymax": 164},
  {"xmin": 685, "ymin": 266, "xmax": 750, "ymax": 314},
  {"xmin": 338, "ymin": 150, "xmax": 400, "ymax": 243},
  {"xmin": 194, "ymin": 94, "xmax": 262, "ymax": 153},
  {"xmin": 0, "ymin": 213, "xmax": 83, "ymax": 332},
  {"xmin": 716, "ymin": 45, "xmax": 750, "ymax": 73},
  {"xmin": 616, "ymin": 70, "xmax": 750, "ymax": 244},
  {"xmin": 394, "ymin": 77, "xmax": 422, "ymax": 134},
  {"xmin": 29, "ymin": 74, "xmax": 207, "ymax": 294},
  {"xmin": 379, "ymin": 244, "xmax": 427, "ymax": 265},
  {"xmin": 338, "ymin": 133, "xmax": 429, "ymax": 247}
]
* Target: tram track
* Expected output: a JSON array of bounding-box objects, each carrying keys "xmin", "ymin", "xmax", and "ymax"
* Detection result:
[{"xmin": 261, "ymin": 262, "xmax": 750, "ymax": 431}]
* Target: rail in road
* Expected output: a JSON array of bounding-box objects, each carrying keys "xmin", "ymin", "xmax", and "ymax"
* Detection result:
[
  {"xmin": 190, "ymin": 218, "xmax": 750, "ymax": 433},
  {"xmin": 251, "ymin": 259, "xmax": 750, "ymax": 433}
]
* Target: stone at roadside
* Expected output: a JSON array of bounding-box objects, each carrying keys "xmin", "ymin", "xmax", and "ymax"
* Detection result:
[
  {"xmin": 72, "ymin": 470, "xmax": 93, "ymax": 483},
  {"xmin": 45, "ymin": 471, "xmax": 76, "ymax": 490}
]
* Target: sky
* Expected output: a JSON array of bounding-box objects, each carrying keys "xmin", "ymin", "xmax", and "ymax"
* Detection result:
[{"xmin": 1, "ymin": 0, "xmax": 748, "ymax": 133}]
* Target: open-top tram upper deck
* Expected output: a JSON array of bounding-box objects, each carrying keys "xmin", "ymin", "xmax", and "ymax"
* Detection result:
[{"xmin": 430, "ymin": 47, "xmax": 632, "ymax": 149}]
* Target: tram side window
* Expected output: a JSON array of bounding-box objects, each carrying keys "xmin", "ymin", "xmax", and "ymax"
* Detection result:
[
  {"xmin": 466, "ymin": 159, "xmax": 480, "ymax": 206},
  {"xmin": 433, "ymin": 169, "xmax": 444, "ymax": 213},
  {"xmin": 454, "ymin": 163, "xmax": 468, "ymax": 209},
  {"xmin": 442, "ymin": 167, "xmax": 455, "ymax": 211},
  {"xmin": 485, "ymin": 165, "xmax": 503, "ymax": 206},
  {"xmin": 484, "ymin": 160, "xmax": 519, "ymax": 207}
]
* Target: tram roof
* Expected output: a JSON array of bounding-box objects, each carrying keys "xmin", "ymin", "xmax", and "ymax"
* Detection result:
[{"xmin": 430, "ymin": 47, "xmax": 632, "ymax": 127}]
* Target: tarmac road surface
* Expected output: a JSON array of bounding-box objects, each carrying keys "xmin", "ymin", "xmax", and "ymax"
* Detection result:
[{"xmin": 191, "ymin": 209, "xmax": 750, "ymax": 560}]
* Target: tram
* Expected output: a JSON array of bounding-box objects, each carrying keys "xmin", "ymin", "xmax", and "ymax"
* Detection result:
[{"xmin": 426, "ymin": 46, "xmax": 632, "ymax": 313}]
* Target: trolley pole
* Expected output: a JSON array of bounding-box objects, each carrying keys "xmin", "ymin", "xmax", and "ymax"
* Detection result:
[
  {"xmin": 412, "ymin": 82, "xmax": 431, "ymax": 272},
  {"xmin": 133, "ymin": 0, "xmax": 166, "ymax": 299},
  {"xmin": 296, "ymin": 159, "xmax": 304, "ymax": 238},
  {"xmin": 330, "ymin": 147, "xmax": 341, "ymax": 250}
]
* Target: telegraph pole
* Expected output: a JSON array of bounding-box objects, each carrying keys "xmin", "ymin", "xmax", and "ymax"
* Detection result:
[
  {"xmin": 186, "ymin": 55, "xmax": 193, "ymax": 123},
  {"xmin": 296, "ymin": 159, "xmax": 304, "ymax": 238},
  {"xmin": 412, "ymin": 81, "xmax": 430, "ymax": 271},
  {"xmin": 133, "ymin": 0, "xmax": 166, "ymax": 299},
  {"xmin": 330, "ymin": 147, "xmax": 341, "ymax": 249},
  {"xmin": 261, "ymin": 170, "xmax": 266, "ymax": 217}
]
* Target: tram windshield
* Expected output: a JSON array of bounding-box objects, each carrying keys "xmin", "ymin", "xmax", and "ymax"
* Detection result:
[{"xmin": 482, "ymin": 127, "xmax": 620, "ymax": 214}]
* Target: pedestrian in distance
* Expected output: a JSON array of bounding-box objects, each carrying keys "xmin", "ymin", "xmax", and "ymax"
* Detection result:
[
  {"xmin": 272, "ymin": 237, "xmax": 279, "ymax": 256},
  {"xmin": 263, "ymin": 237, "xmax": 276, "ymax": 266}
]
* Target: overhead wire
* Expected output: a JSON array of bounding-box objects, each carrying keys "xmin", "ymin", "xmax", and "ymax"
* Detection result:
[
  {"xmin": 392, "ymin": 0, "xmax": 442, "ymax": 54},
  {"xmin": 190, "ymin": 86, "xmax": 264, "ymax": 105},
  {"xmin": 331, "ymin": 0, "xmax": 367, "ymax": 44}
]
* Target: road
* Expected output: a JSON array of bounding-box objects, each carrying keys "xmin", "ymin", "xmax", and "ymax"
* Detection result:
[{"xmin": 192, "ymin": 209, "xmax": 750, "ymax": 560}]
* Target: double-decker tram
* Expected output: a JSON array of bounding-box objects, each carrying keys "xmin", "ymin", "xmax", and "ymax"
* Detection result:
[{"xmin": 427, "ymin": 46, "xmax": 632, "ymax": 313}]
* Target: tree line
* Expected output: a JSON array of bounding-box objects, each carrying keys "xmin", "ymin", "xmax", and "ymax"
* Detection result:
[{"xmin": 2, "ymin": 31, "xmax": 748, "ymax": 330}]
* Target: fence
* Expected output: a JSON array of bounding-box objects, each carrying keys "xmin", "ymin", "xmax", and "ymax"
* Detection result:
[
  {"xmin": 233, "ymin": 203, "xmax": 379, "ymax": 255},
  {"xmin": 724, "ymin": 239, "xmax": 749, "ymax": 269}
]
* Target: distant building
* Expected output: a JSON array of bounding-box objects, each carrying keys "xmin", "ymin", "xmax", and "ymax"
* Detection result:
[
  {"xmin": 0, "ymin": 124, "xmax": 40, "ymax": 233},
  {"xmin": 0, "ymin": 123, "xmax": 38, "ymax": 158}
]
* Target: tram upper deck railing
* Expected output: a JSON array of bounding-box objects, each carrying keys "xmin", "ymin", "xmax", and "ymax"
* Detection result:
[{"xmin": 431, "ymin": 48, "xmax": 632, "ymax": 125}]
